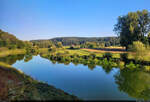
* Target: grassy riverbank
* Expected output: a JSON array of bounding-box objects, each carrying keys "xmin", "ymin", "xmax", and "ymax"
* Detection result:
[{"xmin": 0, "ymin": 62, "xmax": 79, "ymax": 101}]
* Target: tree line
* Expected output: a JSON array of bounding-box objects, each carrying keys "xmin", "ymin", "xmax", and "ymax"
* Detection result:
[{"xmin": 31, "ymin": 37, "xmax": 120, "ymax": 47}]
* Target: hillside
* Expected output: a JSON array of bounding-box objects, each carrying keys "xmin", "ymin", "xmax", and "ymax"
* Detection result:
[
  {"xmin": 0, "ymin": 29, "xmax": 25, "ymax": 49},
  {"xmin": 31, "ymin": 37, "xmax": 120, "ymax": 46}
]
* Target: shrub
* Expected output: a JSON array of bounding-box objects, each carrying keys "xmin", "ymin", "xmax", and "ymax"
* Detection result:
[
  {"xmin": 128, "ymin": 41, "xmax": 147, "ymax": 61},
  {"xmin": 103, "ymin": 52, "xmax": 112, "ymax": 60},
  {"xmin": 130, "ymin": 41, "xmax": 146, "ymax": 52},
  {"xmin": 126, "ymin": 61, "xmax": 139, "ymax": 70}
]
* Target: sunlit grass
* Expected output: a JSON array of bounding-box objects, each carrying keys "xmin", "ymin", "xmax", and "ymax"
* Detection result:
[{"xmin": 0, "ymin": 62, "xmax": 12, "ymax": 68}]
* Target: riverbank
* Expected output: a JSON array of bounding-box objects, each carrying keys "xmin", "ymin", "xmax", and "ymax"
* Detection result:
[
  {"xmin": 40, "ymin": 48, "xmax": 150, "ymax": 71},
  {"xmin": 0, "ymin": 62, "xmax": 79, "ymax": 101}
]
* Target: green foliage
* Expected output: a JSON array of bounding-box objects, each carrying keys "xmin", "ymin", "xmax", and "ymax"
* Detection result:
[
  {"xmin": 129, "ymin": 41, "xmax": 148, "ymax": 61},
  {"xmin": 33, "ymin": 37, "xmax": 120, "ymax": 47},
  {"xmin": 129, "ymin": 41, "xmax": 146, "ymax": 51},
  {"xmin": 0, "ymin": 54, "xmax": 25, "ymax": 65},
  {"xmin": 144, "ymin": 66, "xmax": 150, "ymax": 72},
  {"xmin": 125, "ymin": 62, "xmax": 140, "ymax": 70},
  {"xmin": 0, "ymin": 29, "xmax": 26, "ymax": 49},
  {"xmin": 80, "ymin": 42, "xmax": 108, "ymax": 48},
  {"xmin": 103, "ymin": 52, "xmax": 112, "ymax": 60},
  {"xmin": 114, "ymin": 9, "xmax": 150, "ymax": 49},
  {"xmin": 114, "ymin": 69, "xmax": 150, "ymax": 100},
  {"xmin": 32, "ymin": 40, "xmax": 54, "ymax": 48}
]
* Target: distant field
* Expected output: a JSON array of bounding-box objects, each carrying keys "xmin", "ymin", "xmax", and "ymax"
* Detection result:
[
  {"xmin": 105, "ymin": 46, "xmax": 125, "ymax": 49},
  {"xmin": 81, "ymin": 48, "xmax": 127, "ymax": 54}
]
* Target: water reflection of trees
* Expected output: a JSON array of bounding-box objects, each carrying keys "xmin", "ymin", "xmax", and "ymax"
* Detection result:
[
  {"xmin": 41, "ymin": 55, "xmax": 150, "ymax": 100},
  {"xmin": 0, "ymin": 53, "xmax": 36, "ymax": 65},
  {"xmin": 0, "ymin": 54, "xmax": 25, "ymax": 65},
  {"xmin": 44, "ymin": 56, "xmax": 116, "ymax": 73},
  {"xmin": 24, "ymin": 54, "xmax": 33, "ymax": 62},
  {"xmin": 114, "ymin": 69, "xmax": 150, "ymax": 100}
]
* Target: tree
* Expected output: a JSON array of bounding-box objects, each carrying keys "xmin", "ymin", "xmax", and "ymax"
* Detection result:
[
  {"xmin": 0, "ymin": 29, "xmax": 26, "ymax": 49},
  {"xmin": 114, "ymin": 9, "xmax": 150, "ymax": 50},
  {"xmin": 32, "ymin": 40, "xmax": 53, "ymax": 48}
]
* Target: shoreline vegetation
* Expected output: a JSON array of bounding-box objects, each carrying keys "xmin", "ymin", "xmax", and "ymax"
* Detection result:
[{"xmin": 40, "ymin": 48, "xmax": 150, "ymax": 71}]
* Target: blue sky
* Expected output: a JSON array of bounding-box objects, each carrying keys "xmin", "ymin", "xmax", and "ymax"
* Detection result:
[{"xmin": 0, "ymin": 0, "xmax": 150, "ymax": 40}]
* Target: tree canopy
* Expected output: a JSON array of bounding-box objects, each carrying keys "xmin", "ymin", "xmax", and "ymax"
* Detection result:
[
  {"xmin": 31, "ymin": 37, "xmax": 120, "ymax": 47},
  {"xmin": 114, "ymin": 9, "xmax": 150, "ymax": 50},
  {"xmin": 0, "ymin": 29, "xmax": 26, "ymax": 49}
]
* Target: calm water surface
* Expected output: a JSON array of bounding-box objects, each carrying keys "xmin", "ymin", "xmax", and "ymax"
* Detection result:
[{"xmin": 9, "ymin": 55, "xmax": 137, "ymax": 100}]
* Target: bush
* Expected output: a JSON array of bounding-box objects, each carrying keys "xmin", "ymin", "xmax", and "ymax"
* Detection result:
[
  {"xmin": 126, "ymin": 61, "xmax": 139, "ymax": 70},
  {"xmin": 103, "ymin": 52, "xmax": 112, "ymax": 60},
  {"xmin": 128, "ymin": 41, "xmax": 147, "ymax": 61},
  {"xmin": 129, "ymin": 41, "xmax": 146, "ymax": 52}
]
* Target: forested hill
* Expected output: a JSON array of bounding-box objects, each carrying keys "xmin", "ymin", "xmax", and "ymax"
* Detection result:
[
  {"xmin": 0, "ymin": 29, "xmax": 26, "ymax": 49},
  {"xmin": 31, "ymin": 37, "xmax": 120, "ymax": 46}
]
